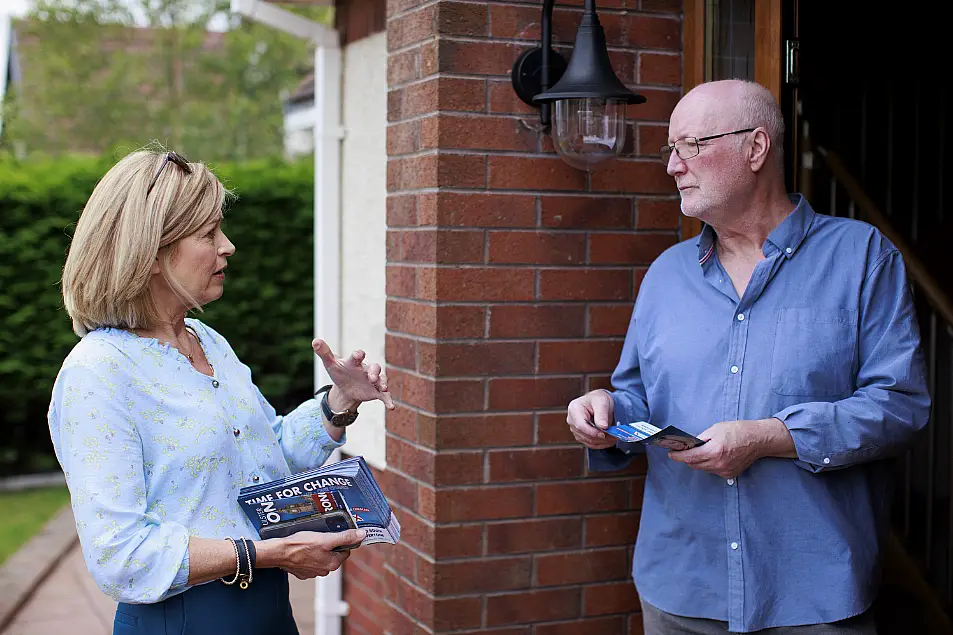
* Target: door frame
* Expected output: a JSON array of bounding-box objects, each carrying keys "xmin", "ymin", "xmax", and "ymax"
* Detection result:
[{"xmin": 681, "ymin": 0, "xmax": 787, "ymax": 239}]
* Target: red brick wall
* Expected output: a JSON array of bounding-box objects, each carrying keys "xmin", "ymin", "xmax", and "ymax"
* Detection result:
[
  {"xmin": 346, "ymin": 0, "xmax": 684, "ymax": 632},
  {"xmin": 343, "ymin": 464, "xmax": 393, "ymax": 635}
]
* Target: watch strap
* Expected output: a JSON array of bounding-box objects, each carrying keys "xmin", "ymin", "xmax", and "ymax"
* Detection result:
[{"xmin": 315, "ymin": 384, "xmax": 359, "ymax": 427}]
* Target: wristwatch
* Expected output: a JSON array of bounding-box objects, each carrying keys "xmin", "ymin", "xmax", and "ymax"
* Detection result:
[{"xmin": 315, "ymin": 384, "xmax": 360, "ymax": 428}]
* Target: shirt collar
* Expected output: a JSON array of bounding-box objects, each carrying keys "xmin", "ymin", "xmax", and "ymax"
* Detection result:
[
  {"xmin": 695, "ymin": 194, "xmax": 815, "ymax": 265},
  {"xmin": 765, "ymin": 194, "xmax": 814, "ymax": 259},
  {"xmin": 696, "ymin": 223, "xmax": 716, "ymax": 265}
]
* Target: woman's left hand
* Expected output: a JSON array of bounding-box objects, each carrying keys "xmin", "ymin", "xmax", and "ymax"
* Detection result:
[{"xmin": 312, "ymin": 339, "xmax": 395, "ymax": 411}]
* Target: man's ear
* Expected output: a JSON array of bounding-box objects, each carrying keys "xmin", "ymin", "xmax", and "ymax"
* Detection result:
[{"xmin": 747, "ymin": 128, "xmax": 772, "ymax": 173}]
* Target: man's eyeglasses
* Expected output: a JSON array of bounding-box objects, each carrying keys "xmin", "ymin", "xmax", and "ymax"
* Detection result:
[
  {"xmin": 659, "ymin": 128, "xmax": 756, "ymax": 164},
  {"xmin": 147, "ymin": 151, "xmax": 193, "ymax": 195}
]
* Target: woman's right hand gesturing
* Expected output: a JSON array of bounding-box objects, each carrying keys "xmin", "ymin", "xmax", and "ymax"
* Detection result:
[{"xmin": 258, "ymin": 528, "xmax": 367, "ymax": 579}]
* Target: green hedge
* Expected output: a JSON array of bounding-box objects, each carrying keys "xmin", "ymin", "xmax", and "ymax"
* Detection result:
[{"xmin": 0, "ymin": 154, "xmax": 316, "ymax": 475}]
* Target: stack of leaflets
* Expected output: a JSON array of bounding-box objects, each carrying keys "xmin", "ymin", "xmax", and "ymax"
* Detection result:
[
  {"xmin": 238, "ymin": 456, "xmax": 400, "ymax": 549},
  {"xmin": 605, "ymin": 420, "xmax": 706, "ymax": 451}
]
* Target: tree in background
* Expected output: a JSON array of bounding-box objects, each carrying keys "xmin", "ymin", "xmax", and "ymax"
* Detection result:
[{"xmin": 1, "ymin": 0, "xmax": 329, "ymax": 162}]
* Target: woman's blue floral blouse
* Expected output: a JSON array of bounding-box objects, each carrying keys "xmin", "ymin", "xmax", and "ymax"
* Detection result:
[{"xmin": 47, "ymin": 319, "xmax": 344, "ymax": 604}]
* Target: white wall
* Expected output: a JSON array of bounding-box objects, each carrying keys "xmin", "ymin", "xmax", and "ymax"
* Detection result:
[{"xmin": 339, "ymin": 32, "xmax": 387, "ymax": 469}]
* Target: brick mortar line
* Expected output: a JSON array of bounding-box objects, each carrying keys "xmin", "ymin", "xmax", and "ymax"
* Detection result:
[
  {"xmin": 388, "ymin": 533, "xmax": 615, "ymax": 569},
  {"xmin": 409, "ymin": 544, "xmax": 635, "ymax": 565},
  {"xmin": 387, "ymin": 143, "xmax": 674, "ymax": 157},
  {"xmin": 379, "ymin": 598, "xmax": 430, "ymax": 632},
  {"xmin": 384, "ymin": 404, "xmax": 624, "ymax": 417},
  {"xmin": 390, "ymin": 26, "xmax": 680, "ymax": 57},
  {"xmin": 387, "ymin": 72, "xmax": 682, "ymax": 94},
  {"xmin": 394, "ymin": 475, "xmax": 642, "ymax": 491},
  {"xmin": 342, "ymin": 573, "xmax": 387, "ymax": 603},
  {"xmin": 389, "ymin": 71, "xmax": 681, "ymax": 90},
  {"xmin": 387, "ymin": 431, "xmax": 584, "ymax": 454},
  {"xmin": 387, "ymin": 38, "xmax": 437, "ymax": 58},
  {"xmin": 390, "ymin": 23, "xmax": 680, "ymax": 49},
  {"xmin": 383, "ymin": 467, "xmax": 640, "ymax": 500},
  {"xmin": 390, "ymin": 471, "xmax": 638, "ymax": 490},
  {"xmin": 389, "ymin": 258, "xmax": 663, "ymax": 267},
  {"xmin": 388, "ymin": 148, "xmax": 671, "ymax": 161},
  {"xmin": 388, "ymin": 68, "xmax": 679, "ymax": 91},
  {"xmin": 482, "ymin": 2, "xmax": 682, "ymax": 18},
  {"xmin": 386, "ymin": 111, "xmax": 566, "ymax": 122},
  {"xmin": 385, "ymin": 333, "xmax": 628, "ymax": 344},
  {"xmin": 386, "ymin": 0, "xmax": 441, "ymax": 21},
  {"xmin": 387, "ymin": 188, "xmax": 677, "ymax": 198},
  {"xmin": 387, "ymin": 259, "xmax": 663, "ymax": 265},
  {"xmin": 388, "ymin": 0, "xmax": 681, "ymax": 18},
  {"xmin": 386, "ymin": 366, "xmax": 619, "ymax": 379},
  {"xmin": 386, "ymin": 150, "xmax": 663, "ymax": 162},
  {"xmin": 384, "ymin": 363, "xmax": 622, "ymax": 379},
  {"xmin": 387, "ymin": 226, "xmax": 678, "ymax": 234},
  {"xmin": 428, "ymin": 33, "xmax": 682, "ymax": 52},
  {"xmin": 380, "ymin": 578, "xmax": 639, "ymax": 600},
  {"xmin": 386, "ymin": 264, "xmax": 650, "ymax": 270},
  {"xmin": 388, "ymin": 440, "xmax": 619, "ymax": 453},
  {"xmin": 385, "ymin": 335, "xmax": 630, "ymax": 343},
  {"xmin": 384, "ymin": 297, "xmax": 641, "ymax": 305},
  {"xmin": 385, "ymin": 507, "xmax": 644, "ymax": 532}
]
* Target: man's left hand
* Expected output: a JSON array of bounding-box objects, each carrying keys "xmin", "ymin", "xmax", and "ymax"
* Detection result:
[{"xmin": 667, "ymin": 418, "xmax": 793, "ymax": 478}]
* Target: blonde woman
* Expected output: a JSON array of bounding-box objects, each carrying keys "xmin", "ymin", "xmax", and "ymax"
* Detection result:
[{"xmin": 48, "ymin": 150, "xmax": 393, "ymax": 635}]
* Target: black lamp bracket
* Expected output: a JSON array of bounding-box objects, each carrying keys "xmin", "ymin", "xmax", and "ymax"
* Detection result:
[{"xmin": 510, "ymin": 0, "xmax": 565, "ymax": 131}]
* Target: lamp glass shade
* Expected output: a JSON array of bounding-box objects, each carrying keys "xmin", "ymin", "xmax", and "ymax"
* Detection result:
[{"xmin": 552, "ymin": 98, "xmax": 626, "ymax": 171}]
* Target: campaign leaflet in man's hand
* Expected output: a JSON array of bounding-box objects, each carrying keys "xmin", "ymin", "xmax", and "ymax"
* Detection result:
[
  {"xmin": 237, "ymin": 456, "xmax": 399, "ymax": 550},
  {"xmin": 605, "ymin": 420, "xmax": 707, "ymax": 451}
]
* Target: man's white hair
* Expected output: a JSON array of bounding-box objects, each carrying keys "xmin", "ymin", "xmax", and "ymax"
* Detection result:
[{"xmin": 736, "ymin": 80, "xmax": 785, "ymax": 174}]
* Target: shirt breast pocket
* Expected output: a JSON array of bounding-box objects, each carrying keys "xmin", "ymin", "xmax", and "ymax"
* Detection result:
[{"xmin": 770, "ymin": 308, "xmax": 858, "ymax": 398}]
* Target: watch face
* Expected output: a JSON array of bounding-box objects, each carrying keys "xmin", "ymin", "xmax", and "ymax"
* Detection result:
[{"xmin": 331, "ymin": 412, "xmax": 359, "ymax": 428}]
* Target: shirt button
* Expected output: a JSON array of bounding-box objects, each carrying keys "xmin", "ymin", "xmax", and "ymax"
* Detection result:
[
  {"xmin": 212, "ymin": 380, "xmax": 220, "ymax": 388},
  {"xmin": 727, "ymin": 478, "xmax": 735, "ymax": 485},
  {"xmin": 730, "ymin": 365, "xmax": 739, "ymax": 374},
  {"xmin": 252, "ymin": 475, "xmax": 260, "ymax": 482},
  {"xmin": 785, "ymin": 247, "xmax": 793, "ymax": 254},
  {"xmin": 737, "ymin": 313, "xmax": 745, "ymax": 321},
  {"xmin": 731, "ymin": 542, "xmax": 739, "ymax": 550},
  {"xmin": 823, "ymin": 457, "xmax": 831, "ymax": 464},
  {"xmin": 233, "ymin": 427, "xmax": 240, "ymax": 437}
]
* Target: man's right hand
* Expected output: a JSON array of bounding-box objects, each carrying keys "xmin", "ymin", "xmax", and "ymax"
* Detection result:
[
  {"xmin": 261, "ymin": 528, "xmax": 366, "ymax": 580},
  {"xmin": 567, "ymin": 389, "xmax": 617, "ymax": 450}
]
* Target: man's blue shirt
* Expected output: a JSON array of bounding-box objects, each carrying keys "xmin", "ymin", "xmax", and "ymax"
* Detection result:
[{"xmin": 590, "ymin": 195, "xmax": 930, "ymax": 632}]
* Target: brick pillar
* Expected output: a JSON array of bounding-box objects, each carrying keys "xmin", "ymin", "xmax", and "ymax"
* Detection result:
[{"xmin": 348, "ymin": 0, "xmax": 684, "ymax": 633}]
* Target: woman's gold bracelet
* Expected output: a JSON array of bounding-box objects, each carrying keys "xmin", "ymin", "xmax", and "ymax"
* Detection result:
[
  {"xmin": 239, "ymin": 537, "xmax": 253, "ymax": 590},
  {"xmin": 221, "ymin": 537, "xmax": 241, "ymax": 585}
]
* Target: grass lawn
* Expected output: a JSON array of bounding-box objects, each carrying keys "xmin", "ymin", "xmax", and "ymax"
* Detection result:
[{"xmin": 0, "ymin": 486, "xmax": 71, "ymax": 566}]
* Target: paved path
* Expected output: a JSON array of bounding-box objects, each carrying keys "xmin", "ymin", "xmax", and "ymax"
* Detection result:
[{"xmin": 3, "ymin": 543, "xmax": 317, "ymax": 635}]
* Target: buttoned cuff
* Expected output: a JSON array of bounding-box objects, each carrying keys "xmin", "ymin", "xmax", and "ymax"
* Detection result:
[{"xmin": 774, "ymin": 405, "xmax": 880, "ymax": 472}]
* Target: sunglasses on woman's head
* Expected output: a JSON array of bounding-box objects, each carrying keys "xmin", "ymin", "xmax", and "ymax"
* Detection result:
[{"xmin": 147, "ymin": 151, "xmax": 193, "ymax": 195}]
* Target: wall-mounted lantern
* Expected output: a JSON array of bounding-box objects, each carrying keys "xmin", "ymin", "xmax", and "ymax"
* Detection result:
[{"xmin": 511, "ymin": 0, "xmax": 646, "ymax": 170}]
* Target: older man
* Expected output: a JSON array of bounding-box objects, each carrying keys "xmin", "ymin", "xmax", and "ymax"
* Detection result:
[{"xmin": 567, "ymin": 79, "xmax": 930, "ymax": 634}]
